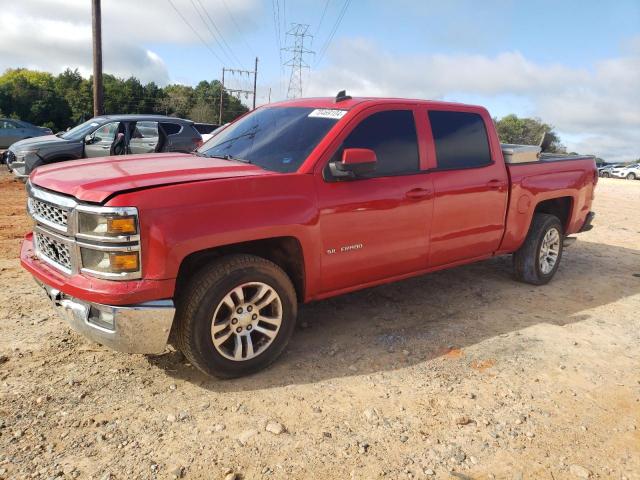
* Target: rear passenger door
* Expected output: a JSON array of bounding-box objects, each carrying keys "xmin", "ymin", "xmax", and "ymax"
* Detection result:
[
  {"xmin": 315, "ymin": 107, "xmax": 434, "ymax": 293},
  {"xmin": 425, "ymin": 109, "xmax": 509, "ymax": 267},
  {"xmin": 129, "ymin": 121, "xmax": 160, "ymax": 154}
]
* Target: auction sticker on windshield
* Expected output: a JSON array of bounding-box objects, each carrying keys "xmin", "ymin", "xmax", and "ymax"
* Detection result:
[{"xmin": 308, "ymin": 109, "xmax": 348, "ymax": 120}]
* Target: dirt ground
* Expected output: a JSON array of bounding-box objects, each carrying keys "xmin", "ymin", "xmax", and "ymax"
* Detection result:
[{"xmin": 0, "ymin": 172, "xmax": 638, "ymax": 480}]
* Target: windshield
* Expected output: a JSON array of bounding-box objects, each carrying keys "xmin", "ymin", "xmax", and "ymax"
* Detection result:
[
  {"xmin": 61, "ymin": 119, "xmax": 103, "ymax": 140},
  {"xmin": 197, "ymin": 106, "xmax": 345, "ymax": 173}
]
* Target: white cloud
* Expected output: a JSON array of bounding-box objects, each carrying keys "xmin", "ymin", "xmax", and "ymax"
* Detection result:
[
  {"xmin": 307, "ymin": 37, "xmax": 640, "ymax": 162},
  {"xmin": 0, "ymin": 0, "xmax": 259, "ymax": 85}
]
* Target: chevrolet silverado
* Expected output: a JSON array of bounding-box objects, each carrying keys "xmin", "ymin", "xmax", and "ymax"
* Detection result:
[{"xmin": 20, "ymin": 94, "xmax": 597, "ymax": 378}]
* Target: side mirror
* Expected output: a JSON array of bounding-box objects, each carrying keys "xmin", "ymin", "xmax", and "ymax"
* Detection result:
[
  {"xmin": 84, "ymin": 134, "xmax": 94, "ymax": 145},
  {"xmin": 329, "ymin": 148, "xmax": 377, "ymax": 179}
]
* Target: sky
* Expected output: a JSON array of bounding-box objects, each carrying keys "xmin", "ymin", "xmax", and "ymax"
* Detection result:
[{"xmin": 1, "ymin": 0, "xmax": 639, "ymax": 162}]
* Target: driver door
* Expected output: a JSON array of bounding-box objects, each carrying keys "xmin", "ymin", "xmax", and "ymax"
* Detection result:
[
  {"xmin": 315, "ymin": 107, "xmax": 434, "ymax": 293},
  {"xmin": 84, "ymin": 122, "xmax": 120, "ymax": 158}
]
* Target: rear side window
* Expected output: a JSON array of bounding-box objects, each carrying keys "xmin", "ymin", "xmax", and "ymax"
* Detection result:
[
  {"xmin": 428, "ymin": 111, "xmax": 491, "ymax": 169},
  {"xmin": 161, "ymin": 123, "xmax": 182, "ymax": 135},
  {"xmin": 338, "ymin": 110, "xmax": 420, "ymax": 177}
]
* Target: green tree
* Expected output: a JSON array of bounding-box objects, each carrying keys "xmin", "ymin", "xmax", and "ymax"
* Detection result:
[
  {"xmin": 0, "ymin": 67, "xmax": 250, "ymax": 131},
  {"xmin": 495, "ymin": 114, "xmax": 565, "ymax": 153}
]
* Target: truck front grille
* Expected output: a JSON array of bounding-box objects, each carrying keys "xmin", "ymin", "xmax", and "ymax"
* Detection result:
[
  {"xmin": 30, "ymin": 198, "xmax": 69, "ymax": 231},
  {"xmin": 34, "ymin": 231, "xmax": 72, "ymax": 273}
]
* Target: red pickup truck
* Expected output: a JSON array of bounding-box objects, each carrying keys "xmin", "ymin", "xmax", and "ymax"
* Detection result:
[{"xmin": 21, "ymin": 94, "xmax": 597, "ymax": 378}]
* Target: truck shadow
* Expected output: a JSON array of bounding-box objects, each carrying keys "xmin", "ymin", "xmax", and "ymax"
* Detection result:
[{"xmin": 148, "ymin": 239, "xmax": 640, "ymax": 391}]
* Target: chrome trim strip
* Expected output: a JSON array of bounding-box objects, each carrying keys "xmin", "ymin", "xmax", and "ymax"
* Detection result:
[
  {"xmin": 76, "ymin": 240, "xmax": 140, "ymax": 252},
  {"xmin": 27, "ymin": 182, "xmax": 78, "ymax": 209}
]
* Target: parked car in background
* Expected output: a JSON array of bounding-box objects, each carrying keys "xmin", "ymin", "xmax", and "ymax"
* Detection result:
[
  {"xmin": 0, "ymin": 118, "xmax": 52, "ymax": 149},
  {"xmin": 597, "ymin": 164, "xmax": 622, "ymax": 177},
  {"xmin": 610, "ymin": 163, "xmax": 640, "ymax": 180},
  {"xmin": 193, "ymin": 122, "xmax": 219, "ymax": 136},
  {"xmin": 200, "ymin": 123, "xmax": 229, "ymax": 144},
  {"xmin": 5, "ymin": 115, "xmax": 202, "ymax": 180}
]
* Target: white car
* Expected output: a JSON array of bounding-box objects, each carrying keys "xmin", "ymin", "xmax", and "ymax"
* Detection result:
[{"xmin": 611, "ymin": 163, "xmax": 640, "ymax": 180}]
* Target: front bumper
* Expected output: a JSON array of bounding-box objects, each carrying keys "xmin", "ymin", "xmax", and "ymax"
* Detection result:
[{"xmin": 37, "ymin": 279, "xmax": 175, "ymax": 354}]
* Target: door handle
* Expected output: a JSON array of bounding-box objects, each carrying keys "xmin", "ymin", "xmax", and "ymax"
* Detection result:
[
  {"xmin": 405, "ymin": 188, "xmax": 433, "ymax": 199},
  {"xmin": 486, "ymin": 179, "xmax": 504, "ymax": 190}
]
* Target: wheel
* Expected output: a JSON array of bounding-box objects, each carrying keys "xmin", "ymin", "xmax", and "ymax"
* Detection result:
[
  {"xmin": 627, "ymin": 173, "xmax": 636, "ymax": 180},
  {"xmin": 174, "ymin": 254, "xmax": 297, "ymax": 378},
  {"xmin": 513, "ymin": 213, "xmax": 564, "ymax": 285},
  {"xmin": 601, "ymin": 172, "xmax": 610, "ymax": 178}
]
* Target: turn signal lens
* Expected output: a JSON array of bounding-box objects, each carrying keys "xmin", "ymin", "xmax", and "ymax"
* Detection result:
[
  {"xmin": 107, "ymin": 217, "xmax": 137, "ymax": 234},
  {"xmin": 109, "ymin": 252, "xmax": 139, "ymax": 272}
]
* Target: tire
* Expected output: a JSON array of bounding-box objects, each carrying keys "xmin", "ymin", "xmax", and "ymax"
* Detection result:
[
  {"xmin": 174, "ymin": 254, "xmax": 298, "ymax": 378},
  {"xmin": 627, "ymin": 173, "xmax": 636, "ymax": 180},
  {"xmin": 601, "ymin": 172, "xmax": 610, "ymax": 178},
  {"xmin": 513, "ymin": 213, "xmax": 564, "ymax": 285}
]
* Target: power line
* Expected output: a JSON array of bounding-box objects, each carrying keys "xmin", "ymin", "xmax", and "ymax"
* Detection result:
[
  {"xmin": 167, "ymin": 0, "xmax": 225, "ymax": 64},
  {"xmin": 314, "ymin": 0, "xmax": 331, "ymax": 39},
  {"xmin": 315, "ymin": 0, "xmax": 351, "ymax": 66},
  {"xmin": 193, "ymin": 0, "xmax": 246, "ymax": 68},
  {"xmin": 220, "ymin": 0, "xmax": 256, "ymax": 56}
]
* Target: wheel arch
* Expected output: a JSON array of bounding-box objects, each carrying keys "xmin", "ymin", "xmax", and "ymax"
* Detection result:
[
  {"xmin": 175, "ymin": 236, "xmax": 306, "ymax": 304},
  {"xmin": 532, "ymin": 196, "xmax": 573, "ymax": 231}
]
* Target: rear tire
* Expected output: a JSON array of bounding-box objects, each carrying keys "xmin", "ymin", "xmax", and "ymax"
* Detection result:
[
  {"xmin": 174, "ymin": 254, "xmax": 297, "ymax": 378},
  {"xmin": 513, "ymin": 213, "xmax": 564, "ymax": 285}
]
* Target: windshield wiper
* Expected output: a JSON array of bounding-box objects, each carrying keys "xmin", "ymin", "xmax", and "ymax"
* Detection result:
[{"xmin": 212, "ymin": 154, "xmax": 252, "ymax": 164}]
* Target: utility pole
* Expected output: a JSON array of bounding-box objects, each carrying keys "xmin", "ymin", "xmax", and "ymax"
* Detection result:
[
  {"xmin": 283, "ymin": 24, "xmax": 314, "ymax": 99},
  {"xmin": 91, "ymin": 0, "xmax": 104, "ymax": 117},
  {"xmin": 252, "ymin": 57, "xmax": 258, "ymax": 110},
  {"xmin": 219, "ymin": 58, "xmax": 259, "ymax": 124},
  {"xmin": 218, "ymin": 68, "xmax": 225, "ymax": 125}
]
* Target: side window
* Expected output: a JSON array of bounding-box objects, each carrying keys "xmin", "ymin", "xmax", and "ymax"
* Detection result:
[
  {"xmin": 333, "ymin": 110, "xmax": 420, "ymax": 177},
  {"xmin": 93, "ymin": 122, "xmax": 119, "ymax": 142},
  {"xmin": 428, "ymin": 111, "xmax": 492, "ymax": 169},
  {"xmin": 160, "ymin": 122, "xmax": 182, "ymax": 136},
  {"xmin": 2, "ymin": 121, "xmax": 17, "ymax": 129},
  {"xmin": 131, "ymin": 121, "xmax": 159, "ymax": 140}
]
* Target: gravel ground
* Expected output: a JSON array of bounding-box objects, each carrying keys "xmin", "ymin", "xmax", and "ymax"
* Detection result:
[{"xmin": 1, "ymin": 172, "xmax": 639, "ymax": 480}]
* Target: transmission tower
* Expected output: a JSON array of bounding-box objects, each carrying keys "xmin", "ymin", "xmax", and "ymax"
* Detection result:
[{"xmin": 282, "ymin": 23, "xmax": 314, "ymax": 99}]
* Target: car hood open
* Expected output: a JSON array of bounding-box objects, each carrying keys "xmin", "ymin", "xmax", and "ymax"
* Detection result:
[{"xmin": 29, "ymin": 153, "xmax": 275, "ymax": 203}]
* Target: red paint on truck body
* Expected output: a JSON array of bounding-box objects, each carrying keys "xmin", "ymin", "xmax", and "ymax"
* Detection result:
[{"xmin": 21, "ymin": 97, "xmax": 597, "ymax": 307}]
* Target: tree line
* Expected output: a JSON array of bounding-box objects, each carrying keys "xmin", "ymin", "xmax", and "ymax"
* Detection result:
[
  {"xmin": 0, "ymin": 68, "xmax": 249, "ymax": 132},
  {"xmin": 4, "ymin": 67, "xmax": 605, "ymax": 162}
]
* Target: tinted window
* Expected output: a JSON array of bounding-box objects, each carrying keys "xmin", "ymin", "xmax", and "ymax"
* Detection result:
[
  {"xmin": 336, "ymin": 110, "xmax": 420, "ymax": 177},
  {"xmin": 429, "ymin": 111, "xmax": 491, "ymax": 169},
  {"xmin": 198, "ymin": 107, "xmax": 340, "ymax": 173},
  {"xmin": 161, "ymin": 122, "xmax": 182, "ymax": 135}
]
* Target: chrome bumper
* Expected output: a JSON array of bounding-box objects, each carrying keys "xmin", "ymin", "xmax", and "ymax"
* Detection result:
[{"xmin": 37, "ymin": 280, "xmax": 175, "ymax": 354}]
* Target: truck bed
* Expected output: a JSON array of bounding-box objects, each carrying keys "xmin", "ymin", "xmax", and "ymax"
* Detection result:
[{"xmin": 499, "ymin": 155, "xmax": 597, "ymax": 253}]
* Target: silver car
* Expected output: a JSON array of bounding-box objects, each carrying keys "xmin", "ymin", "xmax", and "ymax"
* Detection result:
[
  {"xmin": 0, "ymin": 118, "xmax": 52, "ymax": 148},
  {"xmin": 6, "ymin": 114, "xmax": 202, "ymax": 180}
]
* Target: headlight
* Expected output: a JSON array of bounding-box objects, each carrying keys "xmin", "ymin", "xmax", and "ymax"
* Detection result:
[
  {"xmin": 15, "ymin": 150, "xmax": 38, "ymax": 162},
  {"xmin": 75, "ymin": 206, "xmax": 141, "ymax": 279},
  {"xmin": 76, "ymin": 207, "xmax": 138, "ymax": 238},
  {"xmin": 80, "ymin": 248, "xmax": 140, "ymax": 275}
]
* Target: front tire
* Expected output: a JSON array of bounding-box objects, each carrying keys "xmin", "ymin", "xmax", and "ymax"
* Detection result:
[
  {"xmin": 513, "ymin": 213, "xmax": 564, "ymax": 285},
  {"xmin": 627, "ymin": 173, "xmax": 636, "ymax": 180},
  {"xmin": 174, "ymin": 254, "xmax": 297, "ymax": 378}
]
